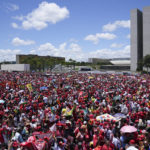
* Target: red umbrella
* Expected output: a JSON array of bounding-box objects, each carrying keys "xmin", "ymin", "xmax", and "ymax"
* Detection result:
[{"xmin": 56, "ymin": 121, "xmax": 65, "ymax": 126}]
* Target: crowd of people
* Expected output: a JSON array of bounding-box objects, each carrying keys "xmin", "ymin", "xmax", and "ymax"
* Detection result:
[{"xmin": 0, "ymin": 71, "xmax": 150, "ymax": 150}]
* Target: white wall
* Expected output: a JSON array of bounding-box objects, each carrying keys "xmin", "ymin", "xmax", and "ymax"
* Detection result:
[
  {"xmin": 1, "ymin": 64, "xmax": 30, "ymax": 72},
  {"xmin": 110, "ymin": 60, "xmax": 131, "ymax": 65}
]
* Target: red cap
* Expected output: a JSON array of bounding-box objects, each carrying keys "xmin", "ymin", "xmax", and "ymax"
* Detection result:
[
  {"xmin": 32, "ymin": 119, "xmax": 36, "ymax": 122},
  {"xmin": 13, "ymin": 141, "xmax": 19, "ymax": 147},
  {"xmin": 59, "ymin": 141, "xmax": 64, "ymax": 146},
  {"xmin": 129, "ymin": 139, "xmax": 135, "ymax": 144}
]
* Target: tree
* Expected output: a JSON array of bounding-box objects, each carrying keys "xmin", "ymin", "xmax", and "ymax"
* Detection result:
[
  {"xmin": 68, "ymin": 58, "xmax": 76, "ymax": 70},
  {"xmin": 143, "ymin": 54, "xmax": 150, "ymax": 72}
]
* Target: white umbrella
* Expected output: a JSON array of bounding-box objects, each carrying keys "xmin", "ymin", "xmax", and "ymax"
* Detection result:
[
  {"xmin": 120, "ymin": 125, "xmax": 137, "ymax": 133},
  {"xmin": 0, "ymin": 100, "xmax": 5, "ymax": 104},
  {"xmin": 142, "ymin": 80, "xmax": 146, "ymax": 83},
  {"xmin": 19, "ymin": 90, "xmax": 24, "ymax": 93}
]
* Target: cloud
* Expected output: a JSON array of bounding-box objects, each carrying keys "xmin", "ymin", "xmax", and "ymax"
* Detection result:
[
  {"xmin": 29, "ymin": 50, "xmax": 36, "ymax": 54},
  {"xmin": 12, "ymin": 37, "xmax": 35, "ymax": 46},
  {"xmin": 89, "ymin": 45, "xmax": 130, "ymax": 59},
  {"xmin": 13, "ymin": 2, "xmax": 69, "ymax": 30},
  {"xmin": 13, "ymin": 15, "xmax": 24, "ymax": 21},
  {"xmin": 29, "ymin": 41, "xmax": 130, "ymax": 61},
  {"xmin": 30, "ymin": 42, "xmax": 84, "ymax": 61},
  {"xmin": 38, "ymin": 43, "xmax": 56, "ymax": 52},
  {"xmin": 84, "ymin": 34, "xmax": 99, "ymax": 44},
  {"xmin": 69, "ymin": 38, "xmax": 78, "ymax": 43},
  {"xmin": 110, "ymin": 43, "xmax": 124, "ymax": 48},
  {"xmin": 59, "ymin": 42, "xmax": 67, "ymax": 50},
  {"xmin": 0, "ymin": 49, "xmax": 21, "ymax": 61},
  {"xmin": 103, "ymin": 20, "xmax": 130, "ymax": 32},
  {"xmin": 11, "ymin": 22, "xmax": 19, "ymax": 29},
  {"xmin": 69, "ymin": 43, "xmax": 82, "ymax": 53},
  {"xmin": 0, "ymin": 42, "xmax": 130, "ymax": 62},
  {"xmin": 84, "ymin": 33, "xmax": 117, "ymax": 44},
  {"xmin": 7, "ymin": 3, "xmax": 19, "ymax": 11}
]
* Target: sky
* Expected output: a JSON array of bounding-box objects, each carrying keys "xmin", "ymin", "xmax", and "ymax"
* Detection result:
[{"xmin": 0, "ymin": 0, "xmax": 150, "ymax": 62}]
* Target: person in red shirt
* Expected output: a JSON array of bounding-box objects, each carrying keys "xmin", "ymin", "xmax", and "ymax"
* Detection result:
[
  {"xmin": 101, "ymin": 140, "xmax": 113, "ymax": 150},
  {"xmin": 0, "ymin": 127, "xmax": 4, "ymax": 144}
]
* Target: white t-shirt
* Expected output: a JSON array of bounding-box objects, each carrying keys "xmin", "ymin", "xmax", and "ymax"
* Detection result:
[
  {"xmin": 147, "ymin": 120, "xmax": 150, "ymax": 125},
  {"xmin": 43, "ymin": 97, "xmax": 48, "ymax": 103},
  {"xmin": 112, "ymin": 137, "xmax": 120, "ymax": 148},
  {"xmin": 126, "ymin": 146, "xmax": 138, "ymax": 150}
]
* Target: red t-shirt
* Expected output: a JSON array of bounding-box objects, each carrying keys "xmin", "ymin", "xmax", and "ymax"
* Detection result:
[
  {"xmin": 101, "ymin": 144, "xmax": 112, "ymax": 150},
  {"xmin": 0, "ymin": 128, "xmax": 4, "ymax": 143}
]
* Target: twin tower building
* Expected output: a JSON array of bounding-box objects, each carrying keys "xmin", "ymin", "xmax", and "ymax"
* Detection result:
[{"xmin": 131, "ymin": 6, "xmax": 150, "ymax": 71}]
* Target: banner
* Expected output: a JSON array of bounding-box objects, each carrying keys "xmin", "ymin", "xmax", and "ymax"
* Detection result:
[
  {"xmin": 33, "ymin": 132, "xmax": 52, "ymax": 140},
  {"xmin": 19, "ymin": 85, "xmax": 25, "ymax": 90},
  {"xmin": 34, "ymin": 140, "xmax": 46, "ymax": 150},
  {"xmin": 26, "ymin": 84, "xmax": 33, "ymax": 92}
]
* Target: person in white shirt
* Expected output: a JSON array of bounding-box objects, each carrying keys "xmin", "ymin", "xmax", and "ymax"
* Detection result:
[
  {"xmin": 111, "ymin": 133, "xmax": 121, "ymax": 149},
  {"xmin": 126, "ymin": 140, "xmax": 138, "ymax": 150},
  {"xmin": 43, "ymin": 96, "xmax": 48, "ymax": 104},
  {"xmin": 126, "ymin": 146, "xmax": 138, "ymax": 150}
]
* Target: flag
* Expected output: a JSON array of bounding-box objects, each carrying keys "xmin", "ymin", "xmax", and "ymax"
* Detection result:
[
  {"xmin": 19, "ymin": 85, "xmax": 25, "ymax": 90},
  {"xmin": 26, "ymin": 84, "xmax": 33, "ymax": 92},
  {"xmin": 50, "ymin": 123, "xmax": 56, "ymax": 132},
  {"xmin": 65, "ymin": 105, "xmax": 76, "ymax": 116},
  {"xmin": 79, "ymin": 91, "xmax": 83, "ymax": 97},
  {"xmin": 56, "ymin": 99, "xmax": 60, "ymax": 105}
]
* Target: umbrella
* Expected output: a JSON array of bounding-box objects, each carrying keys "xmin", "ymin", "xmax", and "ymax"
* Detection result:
[
  {"xmin": 108, "ymin": 91, "xmax": 115, "ymax": 94},
  {"xmin": 88, "ymin": 76, "xmax": 94, "ymax": 79},
  {"xmin": 57, "ymin": 121, "xmax": 65, "ymax": 126},
  {"xmin": 142, "ymin": 80, "xmax": 146, "ymax": 83},
  {"xmin": 0, "ymin": 100, "xmax": 5, "ymax": 104},
  {"xmin": 33, "ymin": 91, "xmax": 38, "ymax": 95},
  {"xmin": 96, "ymin": 113, "xmax": 118, "ymax": 121},
  {"xmin": 64, "ymin": 86, "xmax": 71, "ymax": 89},
  {"xmin": 19, "ymin": 102, "xmax": 27, "ymax": 105},
  {"xmin": 88, "ymin": 85, "xmax": 93, "ymax": 88},
  {"xmin": 67, "ymin": 75, "xmax": 72, "ymax": 78},
  {"xmin": 19, "ymin": 90, "xmax": 24, "ymax": 93},
  {"xmin": 40, "ymin": 86, "xmax": 48, "ymax": 91},
  {"xmin": 82, "ymin": 109, "xmax": 88, "ymax": 115},
  {"xmin": 114, "ymin": 113, "xmax": 126, "ymax": 119},
  {"xmin": 45, "ymin": 73, "xmax": 51, "ymax": 76},
  {"xmin": 113, "ymin": 95, "xmax": 121, "ymax": 101},
  {"xmin": 120, "ymin": 125, "xmax": 137, "ymax": 133}
]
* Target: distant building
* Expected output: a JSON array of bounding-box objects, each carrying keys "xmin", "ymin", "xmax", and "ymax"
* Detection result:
[
  {"xmin": 131, "ymin": 6, "xmax": 150, "ymax": 71},
  {"xmin": 16, "ymin": 54, "xmax": 65, "ymax": 64},
  {"xmin": 110, "ymin": 58, "xmax": 130, "ymax": 65},
  {"xmin": 16, "ymin": 54, "xmax": 65, "ymax": 71},
  {"xmin": 100, "ymin": 58, "xmax": 130, "ymax": 71},
  {"xmin": 88, "ymin": 58, "xmax": 110, "ymax": 64},
  {"xmin": 143, "ymin": 7, "xmax": 150, "ymax": 57},
  {"xmin": 100, "ymin": 65, "xmax": 130, "ymax": 71}
]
